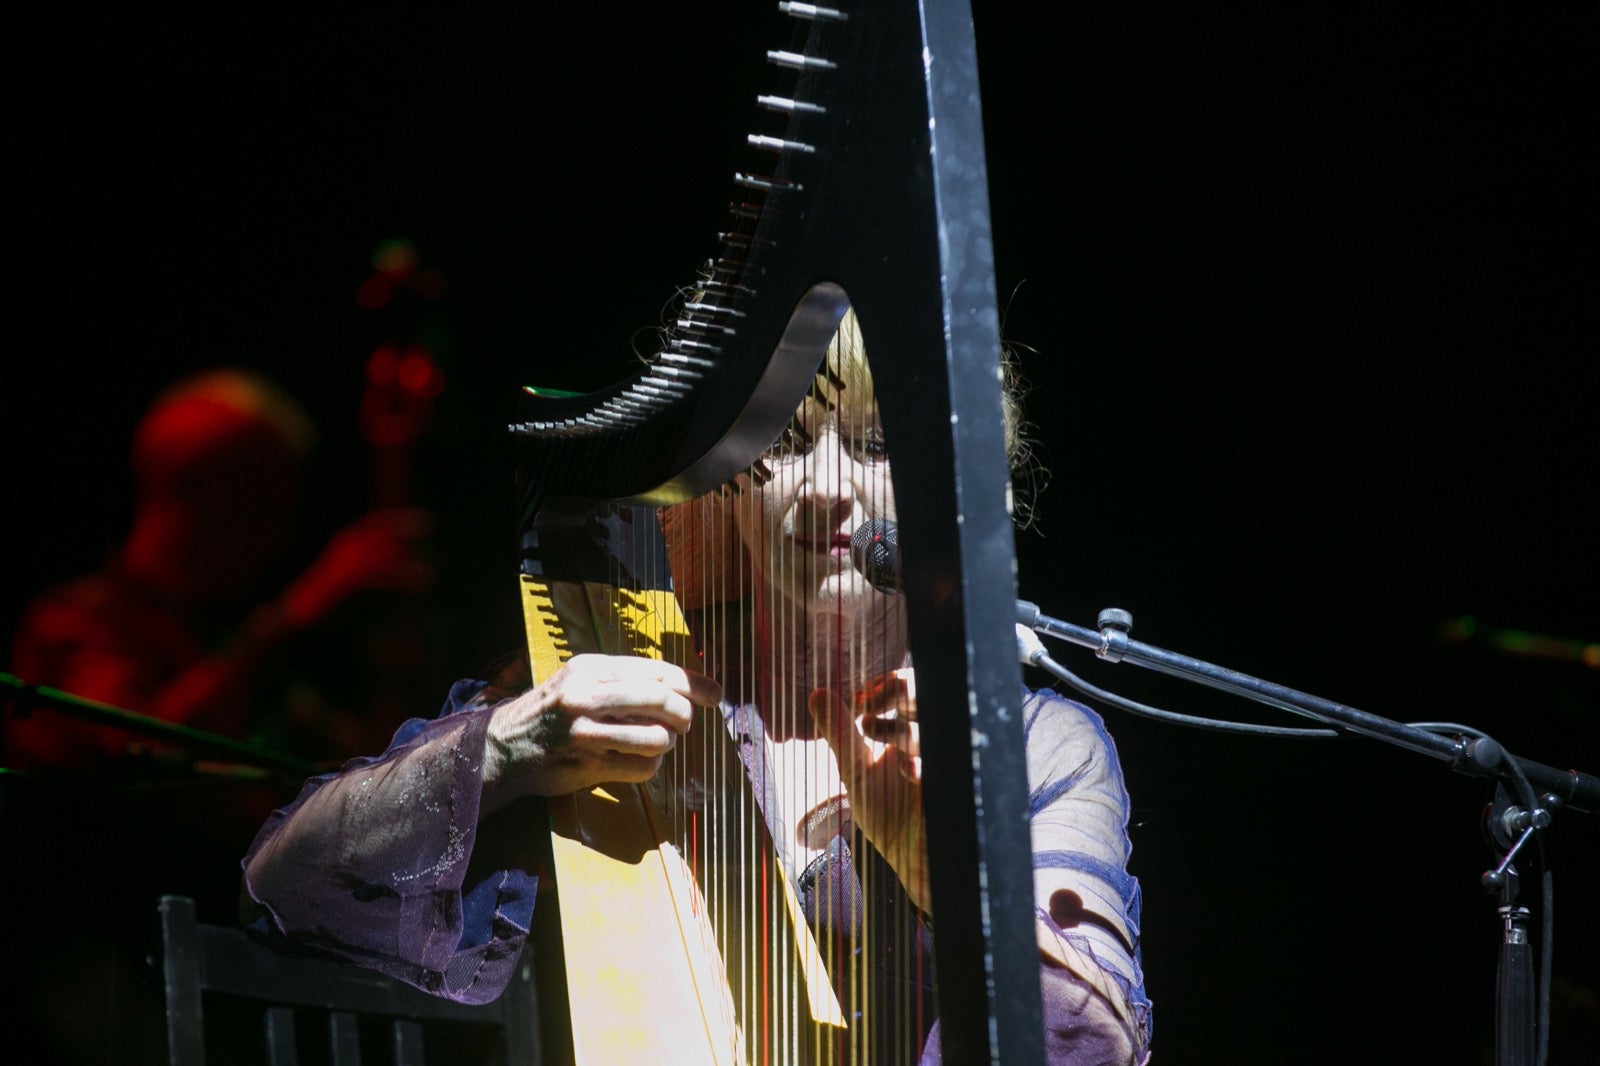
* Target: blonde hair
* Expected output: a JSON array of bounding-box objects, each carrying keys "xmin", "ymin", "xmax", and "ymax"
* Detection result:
[
  {"xmin": 661, "ymin": 304, "xmax": 1042, "ymax": 605},
  {"xmin": 799, "ymin": 306, "xmax": 1030, "ymax": 471}
]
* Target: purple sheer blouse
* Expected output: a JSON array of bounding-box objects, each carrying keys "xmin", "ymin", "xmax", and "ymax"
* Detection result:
[{"xmin": 241, "ymin": 680, "xmax": 1151, "ymax": 1062}]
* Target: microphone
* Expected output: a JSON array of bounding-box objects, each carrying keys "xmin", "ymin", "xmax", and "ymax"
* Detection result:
[
  {"xmin": 851, "ymin": 518, "xmax": 1093, "ymax": 649},
  {"xmin": 852, "ymin": 519, "xmax": 1054, "ymax": 668},
  {"xmin": 847, "ymin": 522, "xmax": 1382, "ymax": 740},
  {"xmin": 852, "ymin": 519, "xmax": 1053, "ymax": 631},
  {"xmin": 850, "ymin": 519, "xmax": 901, "ymax": 593}
]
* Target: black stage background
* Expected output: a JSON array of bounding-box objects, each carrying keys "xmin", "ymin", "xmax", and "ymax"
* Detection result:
[{"xmin": 6, "ymin": 5, "xmax": 1596, "ymax": 1064}]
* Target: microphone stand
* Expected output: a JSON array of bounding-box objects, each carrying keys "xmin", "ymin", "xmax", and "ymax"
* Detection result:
[{"xmin": 1017, "ymin": 602, "xmax": 1598, "ymax": 1066}]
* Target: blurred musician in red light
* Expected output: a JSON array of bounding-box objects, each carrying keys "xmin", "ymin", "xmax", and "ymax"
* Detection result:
[{"xmin": 4, "ymin": 367, "xmax": 436, "ymax": 778}]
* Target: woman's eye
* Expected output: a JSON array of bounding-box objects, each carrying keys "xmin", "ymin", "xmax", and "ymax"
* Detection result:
[
  {"xmin": 850, "ymin": 431, "xmax": 888, "ymax": 461},
  {"xmin": 768, "ymin": 423, "xmax": 813, "ymax": 459}
]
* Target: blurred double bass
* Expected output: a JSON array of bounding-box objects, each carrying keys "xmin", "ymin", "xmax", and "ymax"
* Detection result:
[{"xmin": 513, "ymin": 3, "xmax": 1041, "ymax": 1062}]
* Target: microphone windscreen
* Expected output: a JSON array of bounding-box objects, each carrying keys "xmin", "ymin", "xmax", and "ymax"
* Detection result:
[{"xmin": 850, "ymin": 519, "xmax": 900, "ymax": 592}]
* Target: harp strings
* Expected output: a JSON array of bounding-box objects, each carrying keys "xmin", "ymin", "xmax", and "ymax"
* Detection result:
[{"xmin": 659, "ymin": 309, "xmax": 922, "ymax": 1063}]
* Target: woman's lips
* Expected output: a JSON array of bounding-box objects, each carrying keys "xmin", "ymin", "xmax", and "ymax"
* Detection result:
[{"xmin": 793, "ymin": 532, "xmax": 853, "ymax": 556}]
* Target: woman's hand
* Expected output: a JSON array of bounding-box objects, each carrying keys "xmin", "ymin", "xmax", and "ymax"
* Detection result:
[
  {"xmin": 481, "ymin": 654, "xmax": 722, "ymax": 813},
  {"xmin": 808, "ymin": 668, "xmax": 931, "ymax": 914}
]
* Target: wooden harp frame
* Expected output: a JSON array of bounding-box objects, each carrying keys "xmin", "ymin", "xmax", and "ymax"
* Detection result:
[{"xmin": 512, "ymin": 2, "xmax": 1043, "ymax": 1062}]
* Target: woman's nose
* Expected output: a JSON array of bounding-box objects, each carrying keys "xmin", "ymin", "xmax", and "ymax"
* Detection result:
[{"xmin": 799, "ymin": 435, "xmax": 858, "ymax": 527}]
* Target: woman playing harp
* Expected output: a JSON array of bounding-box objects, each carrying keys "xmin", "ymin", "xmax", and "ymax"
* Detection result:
[{"xmin": 241, "ymin": 309, "xmax": 1152, "ymax": 1064}]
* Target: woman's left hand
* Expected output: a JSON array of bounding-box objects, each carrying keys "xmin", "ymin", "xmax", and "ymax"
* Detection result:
[{"xmin": 808, "ymin": 668, "xmax": 931, "ymax": 915}]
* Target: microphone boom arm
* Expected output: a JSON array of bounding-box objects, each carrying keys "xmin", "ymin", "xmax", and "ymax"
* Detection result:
[{"xmin": 1017, "ymin": 600, "xmax": 1599, "ymax": 814}]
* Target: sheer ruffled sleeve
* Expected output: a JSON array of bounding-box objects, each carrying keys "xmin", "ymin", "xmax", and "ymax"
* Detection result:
[
  {"xmin": 1023, "ymin": 687, "xmax": 1152, "ymax": 1051},
  {"xmin": 922, "ymin": 688, "xmax": 1153, "ymax": 1064},
  {"xmin": 240, "ymin": 679, "xmax": 538, "ymax": 1003}
]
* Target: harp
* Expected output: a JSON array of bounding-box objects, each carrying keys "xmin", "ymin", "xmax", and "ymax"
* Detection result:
[{"xmin": 512, "ymin": 2, "xmax": 1041, "ymax": 1062}]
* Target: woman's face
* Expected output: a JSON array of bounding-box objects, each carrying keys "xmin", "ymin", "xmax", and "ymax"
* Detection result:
[{"xmin": 731, "ymin": 393, "xmax": 897, "ymax": 618}]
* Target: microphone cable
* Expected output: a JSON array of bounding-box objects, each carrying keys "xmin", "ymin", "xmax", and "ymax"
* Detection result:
[{"xmin": 1014, "ymin": 625, "xmax": 1340, "ymax": 738}]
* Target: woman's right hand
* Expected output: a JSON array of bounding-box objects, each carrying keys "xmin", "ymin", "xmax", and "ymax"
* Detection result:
[
  {"xmin": 480, "ymin": 654, "xmax": 722, "ymax": 812},
  {"xmin": 808, "ymin": 668, "xmax": 932, "ymax": 915}
]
